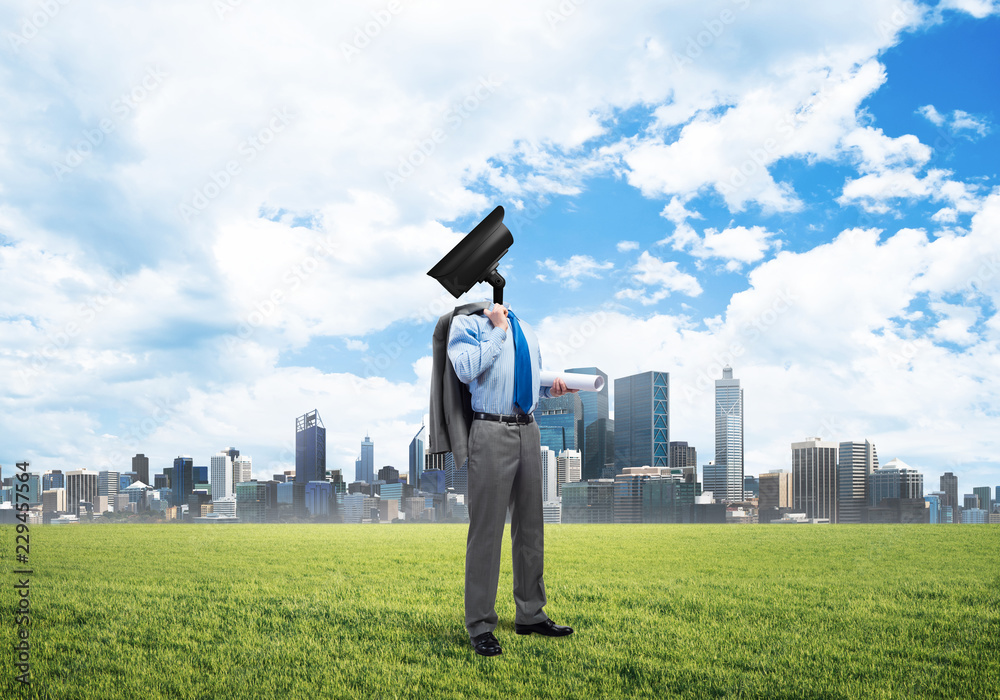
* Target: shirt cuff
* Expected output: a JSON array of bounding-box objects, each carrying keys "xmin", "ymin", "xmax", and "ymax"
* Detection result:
[{"xmin": 488, "ymin": 325, "xmax": 507, "ymax": 345}]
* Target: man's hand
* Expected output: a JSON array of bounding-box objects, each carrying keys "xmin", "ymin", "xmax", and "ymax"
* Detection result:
[
  {"xmin": 485, "ymin": 303, "xmax": 509, "ymax": 332},
  {"xmin": 549, "ymin": 376, "xmax": 579, "ymax": 398}
]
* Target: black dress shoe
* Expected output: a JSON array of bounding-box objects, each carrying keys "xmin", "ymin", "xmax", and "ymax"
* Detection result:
[
  {"xmin": 471, "ymin": 631, "xmax": 502, "ymax": 656},
  {"xmin": 514, "ymin": 619, "xmax": 574, "ymax": 637}
]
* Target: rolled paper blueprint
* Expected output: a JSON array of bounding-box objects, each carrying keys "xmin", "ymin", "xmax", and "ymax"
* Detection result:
[{"xmin": 539, "ymin": 371, "xmax": 605, "ymax": 392}]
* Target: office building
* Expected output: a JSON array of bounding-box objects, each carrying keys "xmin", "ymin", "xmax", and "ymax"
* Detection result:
[
  {"xmin": 99, "ymin": 470, "xmax": 120, "ymax": 502},
  {"xmin": 556, "ymin": 449, "xmax": 582, "ymax": 496},
  {"xmin": 42, "ymin": 488, "xmax": 67, "ymax": 514},
  {"xmin": 132, "ymin": 454, "xmax": 150, "ymax": 485},
  {"xmin": 838, "ymin": 440, "xmax": 879, "ymax": 524},
  {"xmin": 305, "ymin": 481, "xmax": 334, "ymax": 519},
  {"xmin": 565, "ymin": 367, "xmax": 611, "ymax": 481},
  {"xmin": 212, "ymin": 495, "xmax": 237, "ymax": 518},
  {"xmin": 963, "ymin": 493, "xmax": 980, "ymax": 510},
  {"xmin": 66, "ymin": 469, "xmax": 100, "ymax": 514},
  {"xmin": 211, "ymin": 451, "xmax": 234, "ymax": 500},
  {"xmin": 377, "ymin": 466, "xmax": 399, "ymax": 484},
  {"xmin": 940, "ymin": 472, "xmax": 959, "ymax": 523},
  {"xmin": 540, "ymin": 446, "xmax": 557, "ymax": 502},
  {"xmin": 924, "ymin": 493, "xmax": 941, "ymax": 524},
  {"xmin": 669, "ymin": 441, "xmax": 697, "ymax": 482},
  {"xmin": 869, "ymin": 458, "xmax": 923, "ymax": 507},
  {"xmin": 409, "ymin": 425, "xmax": 426, "ymax": 488},
  {"xmin": 235, "ymin": 480, "xmax": 267, "ymax": 523},
  {"xmin": 715, "ymin": 366, "xmax": 744, "ymax": 500},
  {"xmin": 759, "ymin": 470, "xmax": 792, "ymax": 511},
  {"xmin": 421, "ymin": 469, "xmax": 446, "ymax": 494},
  {"xmin": 172, "ymin": 457, "xmax": 194, "ymax": 508},
  {"xmin": 643, "ymin": 474, "xmax": 700, "ymax": 523},
  {"xmin": 562, "ymin": 479, "xmax": 615, "ymax": 523},
  {"xmin": 962, "ymin": 508, "xmax": 987, "ymax": 524},
  {"xmin": 743, "ymin": 475, "xmax": 759, "ymax": 498},
  {"xmin": 613, "ymin": 467, "xmax": 670, "ymax": 523},
  {"xmin": 972, "ymin": 487, "xmax": 992, "ymax": 514},
  {"xmin": 43, "ymin": 470, "xmax": 65, "ymax": 491},
  {"xmin": 355, "ymin": 433, "xmax": 374, "ymax": 484},
  {"xmin": 614, "ymin": 371, "xmax": 670, "ymax": 472},
  {"xmin": 792, "ymin": 438, "xmax": 838, "ymax": 521},
  {"xmin": 234, "ymin": 456, "xmax": 252, "ymax": 484},
  {"xmin": 537, "ymin": 392, "xmax": 584, "ymax": 455},
  {"xmin": 296, "ymin": 411, "xmax": 326, "ymax": 484}
]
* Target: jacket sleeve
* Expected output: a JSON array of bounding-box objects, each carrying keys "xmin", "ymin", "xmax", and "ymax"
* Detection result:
[{"xmin": 448, "ymin": 315, "xmax": 507, "ymax": 383}]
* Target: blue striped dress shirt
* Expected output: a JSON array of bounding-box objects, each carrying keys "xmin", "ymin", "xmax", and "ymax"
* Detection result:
[{"xmin": 447, "ymin": 308, "xmax": 553, "ymax": 415}]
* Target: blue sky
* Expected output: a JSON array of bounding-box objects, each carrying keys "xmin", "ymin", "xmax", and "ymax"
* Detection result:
[{"xmin": 1, "ymin": 0, "xmax": 998, "ymax": 497}]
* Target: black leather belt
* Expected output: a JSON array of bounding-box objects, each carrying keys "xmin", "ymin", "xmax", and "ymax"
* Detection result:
[{"xmin": 473, "ymin": 411, "xmax": 533, "ymax": 425}]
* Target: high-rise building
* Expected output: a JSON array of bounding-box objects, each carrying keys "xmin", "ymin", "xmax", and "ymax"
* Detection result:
[
  {"xmin": 869, "ymin": 458, "xmax": 923, "ymax": 507},
  {"xmin": 234, "ymin": 456, "xmax": 252, "ymax": 484},
  {"xmin": 295, "ymin": 411, "xmax": 327, "ymax": 485},
  {"xmin": 837, "ymin": 440, "xmax": 879, "ymax": 524},
  {"xmin": 743, "ymin": 475, "xmax": 759, "ymax": 498},
  {"xmin": 305, "ymin": 481, "xmax": 334, "ymax": 518},
  {"xmin": 355, "ymin": 433, "xmax": 374, "ymax": 484},
  {"xmin": 235, "ymin": 480, "xmax": 267, "ymax": 523},
  {"xmin": 792, "ymin": 438, "xmax": 838, "ymax": 521},
  {"xmin": 614, "ymin": 371, "xmax": 669, "ymax": 472},
  {"xmin": 540, "ymin": 446, "xmax": 556, "ymax": 502},
  {"xmin": 702, "ymin": 460, "xmax": 742, "ymax": 503},
  {"xmin": 759, "ymin": 470, "xmax": 792, "ymax": 512},
  {"xmin": 669, "ymin": 442, "xmax": 698, "ymax": 482},
  {"xmin": 377, "ymin": 466, "xmax": 399, "ymax": 483},
  {"xmin": 99, "ymin": 470, "xmax": 120, "ymax": 501},
  {"xmin": 172, "ymin": 457, "xmax": 194, "ymax": 508},
  {"xmin": 972, "ymin": 487, "xmax": 992, "ymax": 514},
  {"xmin": 409, "ymin": 425, "xmax": 426, "ymax": 489},
  {"xmin": 940, "ymin": 472, "xmax": 959, "ymax": 523},
  {"xmin": 43, "ymin": 470, "xmax": 65, "ymax": 491},
  {"xmin": 536, "ymin": 392, "xmax": 584, "ymax": 456},
  {"xmin": 565, "ymin": 367, "xmax": 610, "ymax": 480},
  {"xmin": 66, "ymin": 469, "xmax": 100, "ymax": 513},
  {"xmin": 132, "ymin": 454, "xmax": 149, "ymax": 485},
  {"xmin": 211, "ymin": 451, "xmax": 235, "ymax": 499},
  {"xmin": 715, "ymin": 366, "xmax": 743, "ymax": 501},
  {"xmin": 556, "ymin": 449, "xmax": 582, "ymax": 496},
  {"xmin": 963, "ymin": 493, "xmax": 979, "ymax": 510},
  {"xmin": 562, "ymin": 479, "xmax": 615, "ymax": 523}
]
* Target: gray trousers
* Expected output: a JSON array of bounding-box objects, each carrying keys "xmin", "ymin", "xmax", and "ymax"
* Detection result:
[{"xmin": 464, "ymin": 417, "xmax": 548, "ymax": 638}]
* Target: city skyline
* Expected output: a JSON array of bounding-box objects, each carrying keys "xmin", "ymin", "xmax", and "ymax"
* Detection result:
[{"xmin": 2, "ymin": 4, "xmax": 999, "ymax": 491}]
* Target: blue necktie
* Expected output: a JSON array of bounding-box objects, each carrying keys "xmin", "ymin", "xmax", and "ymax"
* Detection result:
[{"xmin": 507, "ymin": 310, "xmax": 533, "ymax": 414}]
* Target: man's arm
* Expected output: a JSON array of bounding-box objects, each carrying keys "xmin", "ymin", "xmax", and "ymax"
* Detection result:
[{"xmin": 448, "ymin": 314, "xmax": 508, "ymax": 384}]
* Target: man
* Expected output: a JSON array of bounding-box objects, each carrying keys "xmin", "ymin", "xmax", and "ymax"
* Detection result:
[{"xmin": 447, "ymin": 300, "xmax": 576, "ymax": 657}]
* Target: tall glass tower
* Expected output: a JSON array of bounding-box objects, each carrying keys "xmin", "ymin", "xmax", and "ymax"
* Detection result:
[
  {"xmin": 837, "ymin": 440, "xmax": 878, "ymax": 523},
  {"xmin": 409, "ymin": 425, "xmax": 425, "ymax": 489},
  {"xmin": 356, "ymin": 434, "xmax": 374, "ymax": 483},
  {"xmin": 172, "ymin": 456, "xmax": 194, "ymax": 507},
  {"xmin": 295, "ymin": 410, "xmax": 326, "ymax": 484},
  {"xmin": 566, "ymin": 366, "xmax": 611, "ymax": 481},
  {"xmin": 614, "ymin": 371, "xmax": 669, "ymax": 472},
  {"xmin": 714, "ymin": 366, "xmax": 743, "ymax": 501}
]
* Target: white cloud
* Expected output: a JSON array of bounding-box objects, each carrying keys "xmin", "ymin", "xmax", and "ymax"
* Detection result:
[
  {"xmin": 537, "ymin": 255, "xmax": 614, "ymax": 289},
  {"xmin": 937, "ymin": 0, "xmax": 1000, "ymax": 18},
  {"xmin": 917, "ymin": 104, "xmax": 946, "ymax": 126},
  {"xmin": 838, "ymin": 168, "xmax": 982, "ymax": 215},
  {"xmin": 616, "ymin": 240, "xmax": 639, "ymax": 252},
  {"xmin": 615, "ymin": 251, "xmax": 702, "ymax": 304},
  {"xmin": 344, "ymin": 339, "xmax": 369, "ymax": 351},
  {"xmin": 916, "ymin": 104, "xmax": 991, "ymax": 138}
]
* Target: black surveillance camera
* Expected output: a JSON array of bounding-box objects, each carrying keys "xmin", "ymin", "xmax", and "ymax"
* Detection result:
[{"xmin": 427, "ymin": 205, "xmax": 512, "ymax": 304}]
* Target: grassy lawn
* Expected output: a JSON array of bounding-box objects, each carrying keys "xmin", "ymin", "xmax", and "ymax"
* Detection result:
[{"xmin": 1, "ymin": 523, "xmax": 997, "ymax": 699}]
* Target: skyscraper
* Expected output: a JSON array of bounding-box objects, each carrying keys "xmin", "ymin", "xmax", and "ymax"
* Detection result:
[
  {"xmin": 66, "ymin": 469, "xmax": 100, "ymax": 514},
  {"xmin": 715, "ymin": 366, "xmax": 744, "ymax": 501},
  {"xmin": 556, "ymin": 449, "xmax": 582, "ymax": 496},
  {"xmin": 99, "ymin": 470, "xmax": 120, "ymax": 500},
  {"xmin": 132, "ymin": 454, "xmax": 149, "ymax": 485},
  {"xmin": 353, "ymin": 433, "xmax": 374, "ymax": 483},
  {"xmin": 234, "ymin": 455, "xmax": 252, "ymax": 484},
  {"xmin": 837, "ymin": 440, "xmax": 879, "ymax": 524},
  {"xmin": 940, "ymin": 472, "xmax": 959, "ymax": 523},
  {"xmin": 211, "ymin": 451, "xmax": 235, "ymax": 499},
  {"xmin": 972, "ymin": 487, "xmax": 991, "ymax": 514},
  {"xmin": 536, "ymin": 392, "xmax": 584, "ymax": 455},
  {"xmin": 792, "ymin": 437, "xmax": 838, "ymax": 521},
  {"xmin": 869, "ymin": 458, "xmax": 923, "ymax": 506},
  {"xmin": 669, "ymin": 441, "xmax": 698, "ymax": 482},
  {"xmin": 409, "ymin": 425, "xmax": 426, "ymax": 490},
  {"xmin": 759, "ymin": 470, "xmax": 792, "ymax": 512},
  {"xmin": 540, "ymin": 446, "xmax": 556, "ymax": 502},
  {"xmin": 614, "ymin": 371, "xmax": 669, "ymax": 472},
  {"xmin": 295, "ymin": 410, "xmax": 326, "ymax": 484},
  {"xmin": 565, "ymin": 366, "xmax": 610, "ymax": 481},
  {"xmin": 172, "ymin": 456, "xmax": 194, "ymax": 508}
]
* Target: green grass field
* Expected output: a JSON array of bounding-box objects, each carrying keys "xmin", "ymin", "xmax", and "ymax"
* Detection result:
[{"xmin": 1, "ymin": 524, "xmax": 998, "ymax": 699}]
